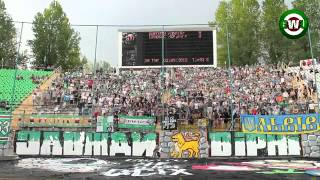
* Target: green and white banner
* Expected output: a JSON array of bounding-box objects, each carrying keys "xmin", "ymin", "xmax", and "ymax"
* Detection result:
[
  {"xmin": 96, "ymin": 116, "xmax": 114, "ymax": 132},
  {"xmin": 118, "ymin": 115, "xmax": 156, "ymax": 130},
  {"xmin": 0, "ymin": 115, "xmax": 11, "ymax": 144}
]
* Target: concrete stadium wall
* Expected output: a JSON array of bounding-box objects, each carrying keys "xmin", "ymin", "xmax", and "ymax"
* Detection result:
[
  {"xmin": 14, "ymin": 130, "xmax": 311, "ymax": 158},
  {"xmin": 301, "ymin": 133, "xmax": 320, "ymax": 157},
  {"xmin": 159, "ymin": 128, "xmax": 209, "ymax": 158},
  {"xmin": 209, "ymin": 132, "xmax": 301, "ymax": 156}
]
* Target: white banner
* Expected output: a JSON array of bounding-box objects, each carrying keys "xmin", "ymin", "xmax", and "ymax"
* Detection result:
[{"xmin": 118, "ymin": 116, "xmax": 155, "ymax": 126}]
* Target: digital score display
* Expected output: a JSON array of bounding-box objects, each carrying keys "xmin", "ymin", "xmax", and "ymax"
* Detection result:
[{"xmin": 121, "ymin": 30, "xmax": 214, "ymax": 67}]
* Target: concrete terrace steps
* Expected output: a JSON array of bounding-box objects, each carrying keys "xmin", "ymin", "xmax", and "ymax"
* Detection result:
[{"xmin": 11, "ymin": 72, "xmax": 61, "ymax": 130}]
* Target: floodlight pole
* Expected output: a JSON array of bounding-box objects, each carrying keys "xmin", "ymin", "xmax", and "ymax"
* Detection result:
[
  {"xmin": 318, "ymin": 0, "xmax": 320, "ymax": 52},
  {"xmin": 308, "ymin": 28, "xmax": 320, "ymax": 112},
  {"xmin": 93, "ymin": 25, "xmax": 99, "ymax": 75},
  {"xmin": 10, "ymin": 22, "xmax": 24, "ymax": 112},
  {"xmin": 226, "ymin": 23, "xmax": 235, "ymax": 131},
  {"xmin": 8, "ymin": 22, "xmax": 24, "ymax": 146},
  {"xmin": 161, "ymin": 25, "xmax": 165, "ymax": 129},
  {"xmin": 92, "ymin": 25, "xmax": 99, "ymax": 105}
]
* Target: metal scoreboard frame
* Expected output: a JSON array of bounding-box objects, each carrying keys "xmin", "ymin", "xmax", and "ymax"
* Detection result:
[{"xmin": 118, "ymin": 26, "xmax": 217, "ymax": 68}]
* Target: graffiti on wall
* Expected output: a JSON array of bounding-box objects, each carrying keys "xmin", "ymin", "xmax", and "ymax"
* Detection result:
[
  {"xmin": 171, "ymin": 132, "xmax": 200, "ymax": 158},
  {"xmin": 15, "ymin": 131, "xmax": 306, "ymax": 158},
  {"xmin": 101, "ymin": 159, "xmax": 193, "ymax": 177},
  {"xmin": 160, "ymin": 127, "xmax": 209, "ymax": 158},
  {"xmin": 15, "ymin": 131, "xmax": 157, "ymax": 157},
  {"xmin": 16, "ymin": 158, "xmax": 117, "ymax": 173},
  {"xmin": 16, "ymin": 158, "xmax": 193, "ymax": 177},
  {"xmin": 192, "ymin": 160, "xmax": 320, "ymax": 175},
  {"xmin": 209, "ymin": 132, "xmax": 301, "ymax": 156}
]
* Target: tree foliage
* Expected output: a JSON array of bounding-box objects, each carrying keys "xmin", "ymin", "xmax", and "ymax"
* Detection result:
[
  {"xmin": 0, "ymin": 0, "xmax": 16, "ymax": 68},
  {"xmin": 17, "ymin": 50, "xmax": 29, "ymax": 69},
  {"xmin": 83, "ymin": 61, "xmax": 93, "ymax": 74},
  {"xmin": 260, "ymin": 0, "xmax": 290, "ymax": 64},
  {"xmin": 96, "ymin": 60, "xmax": 111, "ymax": 72},
  {"xmin": 214, "ymin": 1, "xmax": 230, "ymax": 67},
  {"xmin": 214, "ymin": 0, "xmax": 320, "ymax": 66},
  {"xmin": 29, "ymin": 1, "xmax": 83, "ymax": 70},
  {"xmin": 215, "ymin": 0, "xmax": 261, "ymax": 66},
  {"xmin": 291, "ymin": 0, "xmax": 320, "ymax": 60}
]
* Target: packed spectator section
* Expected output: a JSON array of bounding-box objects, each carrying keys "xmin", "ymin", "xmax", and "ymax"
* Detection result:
[{"xmin": 26, "ymin": 64, "xmax": 318, "ymax": 130}]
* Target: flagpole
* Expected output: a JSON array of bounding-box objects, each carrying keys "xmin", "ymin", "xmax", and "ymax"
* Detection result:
[
  {"xmin": 308, "ymin": 28, "xmax": 320, "ymax": 112},
  {"xmin": 7, "ymin": 22, "xmax": 24, "ymax": 148},
  {"xmin": 226, "ymin": 23, "xmax": 235, "ymax": 131},
  {"xmin": 161, "ymin": 25, "xmax": 165, "ymax": 129}
]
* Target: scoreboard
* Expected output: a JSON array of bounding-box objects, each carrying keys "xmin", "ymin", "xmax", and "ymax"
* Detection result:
[{"xmin": 119, "ymin": 27, "xmax": 217, "ymax": 68}]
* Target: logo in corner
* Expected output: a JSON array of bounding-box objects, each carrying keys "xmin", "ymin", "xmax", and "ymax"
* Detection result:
[{"xmin": 279, "ymin": 9, "xmax": 309, "ymax": 39}]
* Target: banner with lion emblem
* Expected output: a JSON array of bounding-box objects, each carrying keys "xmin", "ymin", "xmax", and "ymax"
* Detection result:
[{"xmin": 162, "ymin": 127, "xmax": 208, "ymax": 158}]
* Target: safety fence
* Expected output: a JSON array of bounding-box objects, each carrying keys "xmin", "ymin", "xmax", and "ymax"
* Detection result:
[
  {"xmin": 12, "ymin": 113, "xmax": 320, "ymax": 158},
  {"xmin": 14, "ymin": 130, "xmax": 305, "ymax": 158}
]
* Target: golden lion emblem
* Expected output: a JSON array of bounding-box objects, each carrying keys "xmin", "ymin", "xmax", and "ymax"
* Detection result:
[{"xmin": 171, "ymin": 132, "xmax": 200, "ymax": 158}]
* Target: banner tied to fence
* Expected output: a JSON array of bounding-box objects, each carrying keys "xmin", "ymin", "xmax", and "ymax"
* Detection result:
[
  {"xmin": 96, "ymin": 116, "xmax": 114, "ymax": 132},
  {"xmin": 0, "ymin": 115, "xmax": 11, "ymax": 144},
  {"xmin": 118, "ymin": 115, "xmax": 156, "ymax": 130},
  {"xmin": 241, "ymin": 114, "xmax": 320, "ymax": 134}
]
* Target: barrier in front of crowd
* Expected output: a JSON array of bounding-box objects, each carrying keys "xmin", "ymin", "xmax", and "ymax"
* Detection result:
[
  {"xmin": 12, "ymin": 113, "xmax": 320, "ymax": 158},
  {"xmin": 241, "ymin": 114, "xmax": 320, "ymax": 134}
]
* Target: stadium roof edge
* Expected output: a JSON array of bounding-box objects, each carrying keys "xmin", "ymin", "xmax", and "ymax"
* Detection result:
[{"xmin": 118, "ymin": 26, "xmax": 216, "ymax": 32}]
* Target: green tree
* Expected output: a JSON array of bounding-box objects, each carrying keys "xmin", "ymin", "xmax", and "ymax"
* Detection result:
[
  {"xmin": 231, "ymin": 0, "xmax": 260, "ymax": 66},
  {"xmin": 291, "ymin": 0, "xmax": 320, "ymax": 60},
  {"xmin": 101, "ymin": 61, "xmax": 111, "ymax": 72},
  {"xmin": 83, "ymin": 62, "xmax": 93, "ymax": 74},
  {"xmin": 96, "ymin": 60, "xmax": 111, "ymax": 72},
  {"xmin": 0, "ymin": 0, "xmax": 16, "ymax": 68},
  {"xmin": 213, "ymin": 1, "xmax": 230, "ymax": 67},
  {"xmin": 81, "ymin": 56, "xmax": 88, "ymax": 66},
  {"xmin": 260, "ymin": 0, "xmax": 290, "ymax": 64},
  {"xmin": 29, "ymin": 1, "xmax": 82, "ymax": 70},
  {"xmin": 214, "ymin": 0, "xmax": 260, "ymax": 66},
  {"xmin": 17, "ymin": 50, "xmax": 29, "ymax": 69}
]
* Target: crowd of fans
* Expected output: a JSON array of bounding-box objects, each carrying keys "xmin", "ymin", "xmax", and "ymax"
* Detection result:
[
  {"xmin": 31, "ymin": 74, "xmax": 49, "ymax": 84},
  {"xmin": 31, "ymin": 64, "xmax": 318, "ymax": 128}
]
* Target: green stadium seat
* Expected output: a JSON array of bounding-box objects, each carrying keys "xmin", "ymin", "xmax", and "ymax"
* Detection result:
[{"xmin": 0, "ymin": 69, "xmax": 53, "ymax": 113}]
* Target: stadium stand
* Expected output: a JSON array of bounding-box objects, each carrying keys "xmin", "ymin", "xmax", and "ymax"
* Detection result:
[
  {"xmin": 0, "ymin": 69, "xmax": 53, "ymax": 115},
  {"xmin": 11, "ymin": 63, "xmax": 317, "ymax": 131},
  {"xmin": 9, "ymin": 69, "xmax": 93, "ymax": 130}
]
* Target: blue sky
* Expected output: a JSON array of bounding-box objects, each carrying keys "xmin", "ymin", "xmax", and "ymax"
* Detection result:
[{"xmin": 3, "ymin": 0, "xmax": 294, "ymax": 66}]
